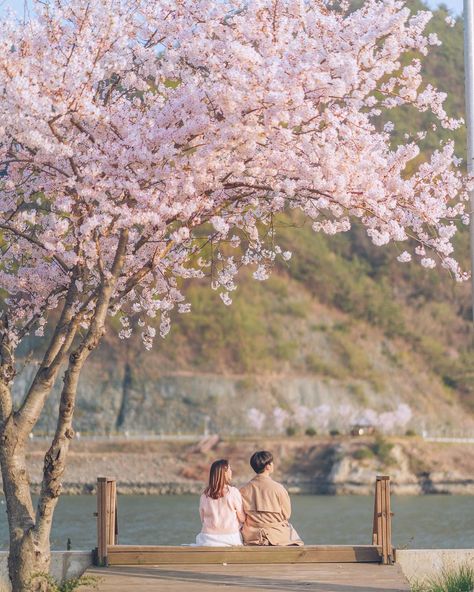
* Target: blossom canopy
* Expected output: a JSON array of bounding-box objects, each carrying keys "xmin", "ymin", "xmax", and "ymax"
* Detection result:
[{"xmin": 0, "ymin": 0, "xmax": 470, "ymax": 348}]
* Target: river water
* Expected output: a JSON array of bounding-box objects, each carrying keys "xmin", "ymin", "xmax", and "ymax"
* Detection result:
[{"xmin": 0, "ymin": 495, "xmax": 473, "ymax": 550}]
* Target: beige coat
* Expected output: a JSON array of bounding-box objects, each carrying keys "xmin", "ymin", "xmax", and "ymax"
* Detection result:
[{"xmin": 240, "ymin": 474, "xmax": 303, "ymax": 546}]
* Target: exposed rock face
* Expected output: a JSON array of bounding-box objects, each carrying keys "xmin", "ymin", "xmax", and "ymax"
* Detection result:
[
  {"xmin": 418, "ymin": 472, "xmax": 474, "ymax": 495},
  {"xmin": 320, "ymin": 443, "xmax": 474, "ymax": 495},
  {"xmin": 328, "ymin": 444, "xmax": 421, "ymax": 495},
  {"xmin": 14, "ymin": 364, "xmax": 473, "ymax": 437}
]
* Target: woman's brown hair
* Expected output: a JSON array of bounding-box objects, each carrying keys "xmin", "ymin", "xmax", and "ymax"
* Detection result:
[{"xmin": 203, "ymin": 459, "xmax": 229, "ymax": 499}]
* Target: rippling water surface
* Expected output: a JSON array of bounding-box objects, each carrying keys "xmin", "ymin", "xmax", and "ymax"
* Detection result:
[{"xmin": 1, "ymin": 495, "xmax": 473, "ymax": 550}]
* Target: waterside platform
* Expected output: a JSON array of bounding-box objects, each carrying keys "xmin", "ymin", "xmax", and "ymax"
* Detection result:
[
  {"xmin": 86, "ymin": 476, "xmax": 409, "ymax": 591},
  {"xmin": 83, "ymin": 562, "xmax": 410, "ymax": 592}
]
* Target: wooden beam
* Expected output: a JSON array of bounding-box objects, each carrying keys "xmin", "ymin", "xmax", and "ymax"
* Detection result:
[
  {"xmin": 106, "ymin": 545, "xmax": 383, "ymax": 565},
  {"xmin": 383, "ymin": 476, "xmax": 394, "ymax": 564},
  {"xmin": 96, "ymin": 476, "xmax": 117, "ymax": 566},
  {"xmin": 372, "ymin": 475, "xmax": 393, "ymax": 565},
  {"xmin": 108, "ymin": 480, "xmax": 117, "ymax": 547},
  {"xmin": 97, "ymin": 477, "xmax": 106, "ymax": 566}
]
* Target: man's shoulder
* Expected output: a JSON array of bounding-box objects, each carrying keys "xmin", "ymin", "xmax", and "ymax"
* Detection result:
[
  {"xmin": 241, "ymin": 476, "xmax": 287, "ymax": 493},
  {"xmin": 239, "ymin": 480, "xmax": 253, "ymax": 493},
  {"xmin": 267, "ymin": 478, "xmax": 288, "ymax": 494}
]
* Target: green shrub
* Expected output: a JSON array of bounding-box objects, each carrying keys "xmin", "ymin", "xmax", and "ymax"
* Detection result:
[
  {"xmin": 353, "ymin": 447, "xmax": 375, "ymax": 460},
  {"xmin": 29, "ymin": 573, "xmax": 100, "ymax": 592},
  {"xmin": 277, "ymin": 301, "xmax": 307, "ymax": 318},
  {"xmin": 305, "ymin": 427, "xmax": 317, "ymax": 437},
  {"xmin": 305, "ymin": 353, "xmax": 344, "ymax": 378},
  {"xmin": 286, "ymin": 426, "xmax": 297, "ymax": 437},
  {"xmin": 328, "ymin": 330, "xmax": 385, "ymax": 391},
  {"xmin": 405, "ymin": 429, "xmax": 417, "ymax": 437},
  {"xmin": 411, "ymin": 564, "xmax": 474, "ymax": 592},
  {"xmin": 274, "ymin": 341, "xmax": 298, "ymax": 362},
  {"xmin": 329, "ymin": 429, "xmax": 340, "ymax": 437},
  {"xmin": 372, "ymin": 436, "xmax": 395, "ymax": 466}
]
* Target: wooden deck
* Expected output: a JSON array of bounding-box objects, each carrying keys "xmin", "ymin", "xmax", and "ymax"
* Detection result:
[
  {"xmin": 83, "ymin": 563, "xmax": 411, "ymax": 592},
  {"xmin": 88, "ymin": 476, "xmax": 406, "ymax": 590}
]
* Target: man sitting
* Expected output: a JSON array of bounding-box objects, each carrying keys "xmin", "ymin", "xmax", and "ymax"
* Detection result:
[{"xmin": 240, "ymin": 450, "xmax": 303, "ymax": 546}]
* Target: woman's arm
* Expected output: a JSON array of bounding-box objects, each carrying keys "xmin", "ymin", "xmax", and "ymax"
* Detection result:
[{"xmin": 234, "ymin": 489, "xmax": 246, "ymax": 524}]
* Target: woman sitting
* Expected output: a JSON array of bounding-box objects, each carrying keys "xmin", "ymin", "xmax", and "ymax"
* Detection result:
[{"xmin": 196, "ymin": 459, "xmax": 245, "ymax": 546}]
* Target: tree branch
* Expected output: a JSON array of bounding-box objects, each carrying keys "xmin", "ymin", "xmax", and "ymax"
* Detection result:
[
  {"xmin": 14, "ymin": 270, "xmax": 84, "ymax": 436},
  {"xmin": 0, "ymin": 223, "xmax": 70, "ymax": 274},
  {"xmin": 34, "ymin": 229, "xmax": 129, "ymax": 545},
  {"xmin": 0, "ymin": 314, "xmax": 14, "ymax": 424}
]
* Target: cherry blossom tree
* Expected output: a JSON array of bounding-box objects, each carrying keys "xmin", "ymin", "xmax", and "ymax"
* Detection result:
[
  {"xmin": 247, "ymin": 407, "xmax": 266, "ymax": 431},
  {"xmin": 0, "ymin": 0, "xmax": 470, "ymax": 588},
  {"xmin": 273, "ymin": 406, "xmax": 290, "ymax": 433}
]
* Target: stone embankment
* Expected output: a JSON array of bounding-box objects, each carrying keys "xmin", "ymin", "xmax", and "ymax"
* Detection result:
[
  {"xmin": 314, "ymin": 442, "xmax": 474, "ymax": 495},
  {"xmin": 3, "ymin": 436, "xmax": 473, "ymax": 496}
]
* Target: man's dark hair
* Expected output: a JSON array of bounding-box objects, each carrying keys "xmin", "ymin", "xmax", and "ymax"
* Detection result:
[{"xmin": 250, "ymin": 450, "xmax": 273, "ymax": 474}]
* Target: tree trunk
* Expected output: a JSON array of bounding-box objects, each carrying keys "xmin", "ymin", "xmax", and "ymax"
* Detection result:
[
  {"xmin": 7, "ymin": 530, "xmax": 50, "ymax": 592},
  {"xmin": 34, "ymin": 349, "xmax": 93, "ymax": 556},
  {"xmin": 0, "ymin": 415, "xmax": 50, "ymax": 592},
  {"xmin": 0, "ymin": 230, "xmax": 129, "ymax": 591},
  {"xmin": 1, "ymin": 345, "xmax": 105, "ymax": 591}
]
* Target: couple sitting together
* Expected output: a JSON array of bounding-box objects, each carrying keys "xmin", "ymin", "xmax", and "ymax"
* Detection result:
[{"xmin": 196, "ymin": 450, "xmax": 303, "ymax": 547}]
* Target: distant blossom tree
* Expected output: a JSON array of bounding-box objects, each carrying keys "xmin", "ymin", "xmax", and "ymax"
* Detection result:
[
  {"xmin": 357, "ymin": 408, "xmax": 380, "ymax": 426},
  {"xmin": 377, "ymin": 403, "xmax": 413, "ymax": 432},
  {"xmin": 356, "ymin": 403, "xmax": 413, "ymax": 433},
  {"xmin": 247, "ymin": 407, "xmax": 266, "ymax": 431},
  {"xmin": 337, "ymin": 403, "xmax": 358, "ymax": 430},
  {"xmin": 0, "ymin": 0, "xmax": 470, "ymax": 588},
  {"xmin": 273, "ymin": 407, "xmax": 290, "ymax": 433},
  {"xmin": 293, "ymin": 404, "xmax": 311, "ymax": 429},
  {"xmin": 311, "ymin": 403, "xmax": 332, "ymax": 431}
]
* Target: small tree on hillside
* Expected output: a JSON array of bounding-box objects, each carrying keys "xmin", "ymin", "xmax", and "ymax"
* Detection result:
[{"xmin": 0, "ymin": 0, "xmax": 470, "ymax": 589}]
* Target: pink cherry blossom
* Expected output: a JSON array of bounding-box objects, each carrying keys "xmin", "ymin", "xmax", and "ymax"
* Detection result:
[
  {"xmin": 247, "ymin": 408, "xmax": 266, "ymax": 432},
  {"xmin": 273, "ymin": 407, "xmax": 290, "ymax": 433},
  {"xmin": 0, "ymin": 0, "xmax": 469, "ymax": 350}
]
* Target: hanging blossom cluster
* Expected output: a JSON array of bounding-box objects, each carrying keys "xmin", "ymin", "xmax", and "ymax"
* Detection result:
[
  {"xmin": 247, "ymin": 403, "xmax": 413, "ymax": 434},
  {"xmin": 0, "ymin": 0, "xmax": 470, "ymax": 350}
]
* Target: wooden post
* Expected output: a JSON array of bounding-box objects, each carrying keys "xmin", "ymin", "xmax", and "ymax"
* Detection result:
[
  {"xmin": 96, "ymin": 476, "xmax": 117, "ymax": 566},
  {"xmin": 108, "ymin": 479, "xmax": 118, "ymax": 545},
  {"xmin": 371, "ymin": 475, "xmax": 393, "ymax": 565}
]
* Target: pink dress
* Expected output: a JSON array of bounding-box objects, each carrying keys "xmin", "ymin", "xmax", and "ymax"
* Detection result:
[{"xmin": 196, "ymin": 486, "xmax": 245, "ymax": 546}]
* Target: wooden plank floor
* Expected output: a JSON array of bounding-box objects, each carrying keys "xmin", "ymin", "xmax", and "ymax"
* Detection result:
[{"xmin": 83, "ymin": 563, "xmax": 411, "ymax": 592}]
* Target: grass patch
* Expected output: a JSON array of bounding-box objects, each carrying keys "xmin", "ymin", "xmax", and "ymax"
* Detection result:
[
  {"xmin": 372, "ymin": 436, "xmax": 396, "ymax": 466},
  {"xmin": 29, "ymin": 573, "xmax": 100, "ymax": 592},
  {"xmin": 352, "ymin": 437, "xmax": 395, "ymax": 466},
  {"xmin": 353, "ymin": 447, "xmax": 375, "ymax": 461},
  {"xmin": 305, "ymin": 353, "xmax": 346, "ymax": 379},
  {"xmin": 411, "ymin": 564, "xmax": 474, "ymax": 592}
]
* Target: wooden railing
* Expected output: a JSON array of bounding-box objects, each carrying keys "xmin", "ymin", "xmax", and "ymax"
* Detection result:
[{"xmin": 94, "ymin": 474, "xmax": 393, "ymax": 566}]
